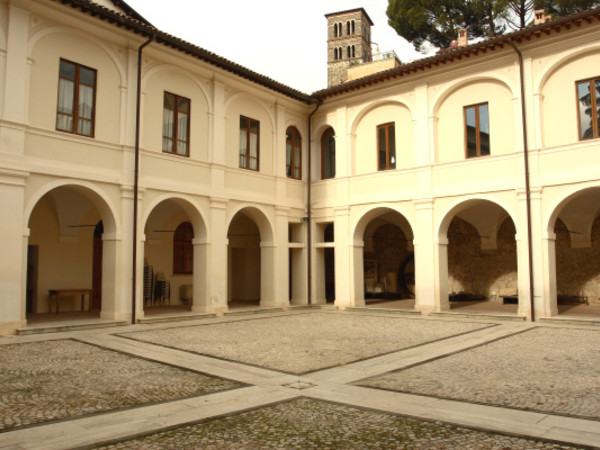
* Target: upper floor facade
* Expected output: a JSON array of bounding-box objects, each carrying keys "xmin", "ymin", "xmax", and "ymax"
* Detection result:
[{"xmin": 0, "ymin": 0, "xmax": 599, "ymax": 218}]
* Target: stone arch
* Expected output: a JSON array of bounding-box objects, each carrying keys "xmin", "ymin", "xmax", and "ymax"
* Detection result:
[
  {"xmin": 25, "ymin": 182, "xmax": 120, "ymax": 318},
  {"xmin": 142, "ymin": 194, "xmax": 208, "ymax": 242},
  {"xmin": 545, "ymin": 185, "xmax": 600, "ymax": 238},
  {"xmin": 28, "ymin": 26, "xmax": 126, "ymax": 85},
  {"xmin": 352, "ymin": 206, "xmax": 416, "ymax": 306},
  {"xmin": 350, "ymin": 99, "xmax": 416, "ymax": 135},
  {"xmin": 353, "ymin": 205, "xmax": 415, "ymax": 244},
  {"xmin": 545, "ymin": 186, "xmax": 600, "ymax": 311},
  {"xmin": 431, "ymin": 74, "xmax": 517, "ymax": 116},
  {"xmin": 142, "ymin": 195, "xmax": 209, "ymax": 313},
  {"xmin": 224, "ymin": 92, "xmax": 275, "ymax": 131},
  {"xmin": 142, "ymin": 64, "xmax": 213, "ymax": 113},
  {"xmin": 227, "ymin": 204, "xmax": 275, "ymax": 245},
  {"xmin": 535, "ymin": 44, "xmax": 600, "ymax": 94},
  {"xmin": 437, "ymin": 197, "xmax": 519, "ymax": 311},
  {"xmin": 25, "ymin": 180, "xmax": 119, "ymax": 236},
  {"xmin": 437, "ymin": 196, "xmax": 517, "ymax": 243}
]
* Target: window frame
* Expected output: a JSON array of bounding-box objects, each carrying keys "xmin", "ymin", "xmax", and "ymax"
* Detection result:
[
  {"xmin": 239, "ymin": 115, "xmax": 260, "ymax": 171},
  {"xmin": 576, "ymin": 76, "xmax": 600, "ymax": 140},
  {"xmin": 321, "ymin": 127, "xmax": 336, "ymax": 180},
  {"xmin": 286, "ymin": 126, "xmax": 302, "ymax": 180},
  {"xmin": 56, "ymin": 58, "xmax": 97, "ymax": 137},
  {"xmin": 162, "ymin": 91, "xmax": 191, "ymax": 157},
  {"xmin": 173, "ymin": 222, "xmax": 194, "ymax": 275},
  {"xmin": 377, "ymin": 122, "xmax": 396, "ymax": 171},
  {"xmin": 464, "ymin": 102, "xmax": 491, "ymax": 158}
]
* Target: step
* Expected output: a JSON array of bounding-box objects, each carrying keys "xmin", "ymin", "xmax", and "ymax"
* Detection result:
[
  {"xmin": 17, "ymin": 320, "xmax": 129, "ymax": 335},
  {"xmin": 138, "ymin": 312, "xmax": 216, "ymax": 324},
  {"xmin": 431, "ymin": 311, "xmax": 527, "ymax": 322}
]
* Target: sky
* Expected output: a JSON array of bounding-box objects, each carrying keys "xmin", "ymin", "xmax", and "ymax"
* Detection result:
[{"xmin": 123, "ymin": 0, "xmax": 426, "ymax": 93}]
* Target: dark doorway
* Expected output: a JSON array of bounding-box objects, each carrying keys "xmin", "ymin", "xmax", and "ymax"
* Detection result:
[
  {"xmin": 92, "ymin": 221, "xmax": 103, "ymax": 310},
  {"xmin": 324, "ymin": 223, "xmax": 335, "ymax": 303},
  {"xmin": 26, "ymin": 245, "xmax": 39, "ymax": 314},
  {"xmin": 398, "ymin": 253, "xmax": 415, "ymax": 298}
]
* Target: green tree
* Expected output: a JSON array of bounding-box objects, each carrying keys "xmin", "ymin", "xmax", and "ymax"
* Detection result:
[{"xmin": 387, "ymin": 0, "xmax": 600, "ymax": 52}]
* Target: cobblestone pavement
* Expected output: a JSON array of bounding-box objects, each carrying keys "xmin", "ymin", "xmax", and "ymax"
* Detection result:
[
  {"xmin": 358, "ymin": 327, "xmax": 600, "ymax": 419},
  {"xmin": 1, "ymin": 311, "xmax": 599, "ymax": 449},
  {"xmin": 96, "ymin": 398, "xmax": 580, "ymax": 450},
  {"xmin": 120, "ymin": 312, "xmax": 490, "ymax": 373},
  {"xmin": 0, "ymin": 339, "xmax": 242, "ymax": 431}
]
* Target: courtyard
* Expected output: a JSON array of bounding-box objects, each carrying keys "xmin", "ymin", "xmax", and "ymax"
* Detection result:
[{"xmin": 0, "ymin": 309, "xmax": 599, "ymax": 449}]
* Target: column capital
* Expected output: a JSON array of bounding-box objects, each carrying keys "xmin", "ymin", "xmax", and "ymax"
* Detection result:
[{"xmin": 209, "ymin": 197, "xmax": 228, "ymax": 210}]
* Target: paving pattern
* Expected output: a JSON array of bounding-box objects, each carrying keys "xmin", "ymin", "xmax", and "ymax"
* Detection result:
[
  {"xmin": 0, "ymin": 339, "xmax": 242, "ymax": 431},
  {"xmin": 0, "ymin": 310, "xmax": 599, "ymax": 449},
  {"xmin": 359, "ymin": 327, "xmax": 600, "ymax": 419},
  {"xmin": 96, "ymin": 398, "xmax": 581, "ymax": 450},
  {"xmin": 119, "ymin": 312, "xmax": 490, "ymax": 373}
]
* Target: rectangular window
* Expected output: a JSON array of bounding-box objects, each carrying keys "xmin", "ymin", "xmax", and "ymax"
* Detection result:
[
  {"xmin": 163, "ymin": 92, "xmax": 190, "ymax": 156},
  {"xmin": 56, "ymin": 59, "xmax": 96, "ymax": 137},
  {"xmin": 239, "ymin": 116, "xmax": 259, "ymax": 171},
  {"xmin": 377, "ymin": 122, "xmax": 396, "ymax": 170},
  {"xmin": 464, "ymin": 103, "xmax": 490, "ymax": 157},
  {"xmin": 576, "ymin": 77, "xmax": 600, "ymax": 140}
]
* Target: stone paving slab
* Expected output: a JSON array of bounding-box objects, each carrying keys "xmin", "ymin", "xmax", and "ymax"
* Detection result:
[
  {"xmin": 0, "ymin": 339, "xmax": 242, "ymax": 431},
  {"xmin": 119, "ymin": 312, "xmax": 491, "ymax": 374},
  {"xmin": 358, "ymin": 327, "xmax": 600, "ymax": 419},
  {"xmin": 0, "ymin": 387, "xmax": 297, "ymax": 450},
  {"xmin": 94, "ymin": 398, "xmax": 583, "ymax": 449}
]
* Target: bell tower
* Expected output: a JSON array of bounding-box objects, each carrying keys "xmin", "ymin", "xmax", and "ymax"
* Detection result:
[{"xmin": 325, "ymin": 8, "xmax": 373, "ymax": 87}]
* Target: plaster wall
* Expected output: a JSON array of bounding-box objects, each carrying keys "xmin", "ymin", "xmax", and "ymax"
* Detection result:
[{"xmin": 28, "ymin": 31, "xmax": 122, "ymax": 145}]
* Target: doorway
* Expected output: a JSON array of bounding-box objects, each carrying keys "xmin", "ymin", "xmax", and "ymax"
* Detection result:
[{"xmin": 92, "ymin": 221, "xmax": 103, "ymax": 310}]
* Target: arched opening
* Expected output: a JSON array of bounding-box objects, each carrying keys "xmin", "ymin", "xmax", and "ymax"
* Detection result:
[
  {"xmin": 550, "ymin": 188, "xmax": 600, "ymax": 317},
  {"xmin": 227, "ymin": 210, "xmax": 263, "ymax": 308},
  {"xmin": 286, "ymin": 126, "xmax": 302, "ymax": 180},
  {"xmin": 442, "ymin": 201, "xmax": 519, "ymax": 314},
  {"xmin": 144, "ymin": 199, "xmax": 205, "ymax": 315},
  {"xmin": 356, "ymin": 208, "xmax": 415, "ymax": 310},
  {"xmin": 26, "ymin": 185, "xmax": 117, "ymax": 325},
  {"xmin": 321, "ymin": 127, "xmax": 336, "ymax": 180}
]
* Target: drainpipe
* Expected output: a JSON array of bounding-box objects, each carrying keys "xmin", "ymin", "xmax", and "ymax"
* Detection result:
[
  {"xmin": 307, "ymin": 99, "xmax": 322, "ymax": 305},
  {"xmin": 132, "ymin": 34, "xmax": 154, "ymax": 325},
  {"xmin": 508, "ymin": 39, "xmax": 535, "ymax": 322}
]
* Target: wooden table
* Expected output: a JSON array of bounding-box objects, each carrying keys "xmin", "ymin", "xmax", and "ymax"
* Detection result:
[{"xmin": 48, "ymin": 289, "xmax": 93, "ymax": 314}]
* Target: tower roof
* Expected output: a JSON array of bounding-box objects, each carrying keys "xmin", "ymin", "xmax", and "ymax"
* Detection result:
[{"xmin": 324, "ymin": 8, "xmax": 374, "ymax": 26}]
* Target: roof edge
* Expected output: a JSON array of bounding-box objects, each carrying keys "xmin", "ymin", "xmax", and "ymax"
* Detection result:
[
  {"xmin": 52, "ymin": 0, "xmax": 315, "ymax": 105},
  {"xmin": 314, "ymin": 6, "xmax": 600, "ymax": 99},
  {"xmin": 325, "ymin": 8, "xmax": 374, "ymax": 26}
]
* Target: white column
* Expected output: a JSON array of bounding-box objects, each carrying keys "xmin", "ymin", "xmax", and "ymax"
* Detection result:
[
  {"xmin": 191, "ymin": 239, "xmax": 209, "ymax": 312},
  {"xmin": 541, "ymin": 232, "xmax": 558, "ymax": 317},
  {"xmin": 0, "ymin": 170, "xmax": 28, "ymax": 334},
  {"xmin": 100, "ymin": 233, "xmax": 121, "ymax": 320},
  {"xmin": 260, "ymin": 243, "xmax": 277, "ymax": 307},
  {"xmin": 414, "ymin": 199, "xmax": 436, "ymax": 314},
  {"xmin": 273, "ymin": 207, "xmax": 291, "ymax": 306},
  {"xmin": 208, "ymin": 198, "xmax": 228, "ymax": 313},
  {"xmin": 434, "ymin": 236, "xmax": 450, "ymax": 312},
  {"xmin": 517, "ymin": 188, "xmax": 544, "ymax": 321},
  {"xmin": 334, "ymin": 206, "xmax": 351, "ymax": 307},
  {"xmin": 350, "ymin": 240, "xmax": 365, "ymax": 307}
]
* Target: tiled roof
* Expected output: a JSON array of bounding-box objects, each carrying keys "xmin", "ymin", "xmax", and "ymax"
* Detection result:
[
  {"xmin": 108, "ymin": 0, "xmax": 153, "ymax": 26},
  {"xmin": 52, "ymin": 0, "xmax": 314, "ymax": 104},
  {"xmin": 314, "ymin": 6, "xmax": 600, "ymax": 99}
]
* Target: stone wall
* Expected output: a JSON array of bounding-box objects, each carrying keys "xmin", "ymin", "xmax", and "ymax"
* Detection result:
[
  {"xmin": 448, "ymin": 218, "xmax": 518, "ymax": 301},
  {"xmin": 555, "ymin": 216, "xmax": 600, "ymax": 305},
  {"xmin": 364, "ymin": 224, "xmax": 413, "ymax": 296}
]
